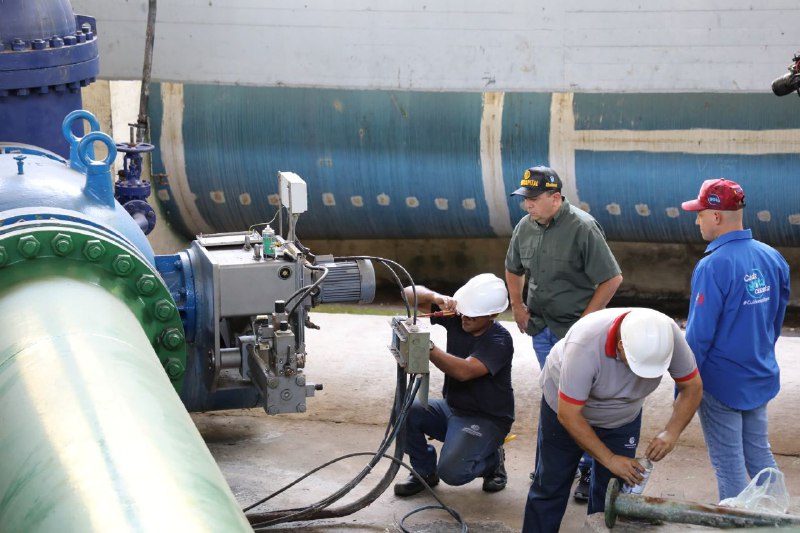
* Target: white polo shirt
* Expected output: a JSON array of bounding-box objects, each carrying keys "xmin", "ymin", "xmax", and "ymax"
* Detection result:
[{"xmin": 540, "ymin": 308, "xmax": 698, "ymax": 428}]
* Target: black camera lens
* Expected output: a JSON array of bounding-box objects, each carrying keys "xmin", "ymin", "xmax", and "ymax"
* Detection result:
[{"xmin": 772, "ymin": 73, "xmax": 800, "ymax": 96}]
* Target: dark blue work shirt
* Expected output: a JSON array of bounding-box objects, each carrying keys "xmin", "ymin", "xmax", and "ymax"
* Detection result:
[{"xmin": 431, "ymin": 312, "xmax": 515, "ymax": 433}]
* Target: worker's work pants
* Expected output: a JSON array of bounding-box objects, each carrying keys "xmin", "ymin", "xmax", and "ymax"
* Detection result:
[
  {"xmin": 523, "ymin": 399, "xmax": 641, "ymax": 533},
  {"xmin": 403, "ymin": 399, "xmax": 505, "ymax": 486},
  {"xmin": 698, "ymin": 391, "xmax": 777, "ymax": 501},
  {"xmin": 531, "ymin": 328, "xmax": 593, "ymax": 473}
]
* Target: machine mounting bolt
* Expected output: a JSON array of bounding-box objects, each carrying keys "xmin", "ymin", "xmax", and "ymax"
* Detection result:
[
  {"xmin": 0, "ymin": 246, "xmax": 7, "ymax": 267},
  {"xmin": 295, "ymin": 375, "xmax": 306, "ymax": 387},
  {"xmin": 163, "ymin": 357, "xmax": 185, "ymax": 379},
  {"xmin": 83, "ymin": 240, "xmax": 106, "ymax": 261},
  {"xmin": 154, "ymin": 299, "xmax": 176, "ymax": 321},
  {"xmin": 18, "ymin": 235, "xmax": 41, "ymax": 258},
  {"xmin": 51, "ymin": 233, "xmax": 74, "ymax": 256},
  {"xmin": 111, "ymin": 254, "xmax": 134, "ymax": 276},
  {"xmin": 267, "ymin": 377, "xmax": 279, "ymax": 389},
  {"xmin": 160, "ymin": 328, "xmax": 185, "ymax": 350},
  {"xmin": 136, "ymin": 274, "xmax": 158, "ymax": 295},
  {"xmin": 267, "ymin": 406, "xmax": 279, "ymax": 415},
  {"xmin": 296, "ymin": 403, "xmax": 306, "ymax": 413}
]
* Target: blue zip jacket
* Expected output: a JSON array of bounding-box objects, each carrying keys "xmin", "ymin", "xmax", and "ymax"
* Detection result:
[{"xmin": 686, "ymin": 229, "xmax": 790, "ymax": 410}]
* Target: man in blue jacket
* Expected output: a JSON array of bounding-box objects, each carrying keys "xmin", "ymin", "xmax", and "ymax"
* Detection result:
[{"xmin": 681, "ymin": 178, "xmax": 790, "ymax": 501}]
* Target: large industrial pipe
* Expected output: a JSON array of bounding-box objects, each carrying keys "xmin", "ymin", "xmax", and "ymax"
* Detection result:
[
  {"xmin": 149, "ymin": 85, "xmax": 800, "ymax": 246},
  {"xmin": 0, "ymin": 277, "xmax": 250, "ymax": 532}
]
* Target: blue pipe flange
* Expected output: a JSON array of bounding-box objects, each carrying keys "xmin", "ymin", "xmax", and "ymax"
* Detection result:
[
  {"xmin": 0, "ymin": 3, "xmax": 98, "ymax": 96},
  {"xmin": 123, "ymin": 199, "xmax": 157, "ymax": 235},
  {"xmin": 0, "ymin": 3, "xmax": 99, "ymax": 157},
  {"xmin": 155, "ymin": 251, "xmax": 197, "ymax": 344}
]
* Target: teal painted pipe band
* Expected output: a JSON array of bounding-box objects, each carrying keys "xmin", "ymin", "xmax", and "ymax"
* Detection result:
[
  {"xmin": 0, "ymin": 277, "xmax": 251, "ymax": 532},
  {"xmin": 150, "ymin": 86, "xmax": 800, "ymax": 246}
]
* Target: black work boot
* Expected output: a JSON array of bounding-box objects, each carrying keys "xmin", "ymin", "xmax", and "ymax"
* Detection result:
[
  {"xmin": 394, "ymin": 471, "xmax": 439, "ymax": 497},
  {"xmin": 573, "ymin": 466, "xmax": 590, "ymax": 502},
  {"xmin": 482, "ymin": 446, "xmax": 507, "ymax": 493}
]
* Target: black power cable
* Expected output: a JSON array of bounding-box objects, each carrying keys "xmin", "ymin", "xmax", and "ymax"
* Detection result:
[
  {"xmin": 243, "ymin": 254, "xmax": 467, "ymax": 531},
  {"xmin": 285, "ymin": 262, "xmax": 328, "ymax": 317},
  {"xmin": 246, "ymin": 371, "xmax": 417, "ymax": 526}
]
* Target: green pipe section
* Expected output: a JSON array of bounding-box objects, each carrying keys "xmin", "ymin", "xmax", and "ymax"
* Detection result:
[{"xmin": 0, "ymin": 277, "xmax": 251, "ymax": 532}]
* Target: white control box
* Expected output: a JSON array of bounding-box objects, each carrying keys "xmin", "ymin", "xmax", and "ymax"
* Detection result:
[{"xmin": 277, "ymin": 171, "xmax": 308, "ymax": 214}]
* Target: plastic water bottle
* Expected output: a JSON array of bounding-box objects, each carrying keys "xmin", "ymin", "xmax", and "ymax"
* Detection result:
[{"xmin": 621, "ymin": 457, "xmax": 653, "ymax": 495}]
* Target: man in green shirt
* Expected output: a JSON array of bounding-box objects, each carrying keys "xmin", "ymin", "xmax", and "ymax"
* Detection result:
[{"xmin": 505, "ymin": 165, "xmax": 623, "ymax": 499}]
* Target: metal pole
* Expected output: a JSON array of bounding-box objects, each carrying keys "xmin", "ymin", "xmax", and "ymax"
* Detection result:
[
  {"xmin": 0, "ymin": 277, "xmax": 251, "ymax": 532},
  {"xmin": 138, "ymin": 0, "xmax": 157, "ymax": 141},
  {"xmin": 605, "ymin": 478, "xmax": 800, "ymax": 529}
]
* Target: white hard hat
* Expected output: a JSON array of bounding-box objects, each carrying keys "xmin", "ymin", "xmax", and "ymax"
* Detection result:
[
  {"xmin": 620, "ymin": 309, "xmax": 675, "ymax": 378},
  {"xmin": 453, "ymin": 274, "xmax": 509, "ymax": 317}
]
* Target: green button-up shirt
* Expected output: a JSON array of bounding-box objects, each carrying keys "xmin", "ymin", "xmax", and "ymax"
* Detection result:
[{"xmin": 505, "ymin": 197, "xmax": 621, "ymax": 338}]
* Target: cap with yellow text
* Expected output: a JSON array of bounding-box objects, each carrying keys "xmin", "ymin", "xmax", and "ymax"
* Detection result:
[
  {"xmin": 681, "ymin": 178, "xmax": 745, "ymax": 212},
  {"xmin": 510, "ymin": 166, "xmax": 562, "ymax": 198}
]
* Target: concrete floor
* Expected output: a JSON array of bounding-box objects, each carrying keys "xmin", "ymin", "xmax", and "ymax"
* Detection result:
[{"xmin": 192, "ymin": 312, "xmax": 800, "ymax": 532}]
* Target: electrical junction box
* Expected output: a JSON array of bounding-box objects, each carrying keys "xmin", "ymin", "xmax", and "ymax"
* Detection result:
[
  {"xmin": 278, "ymin": 171, "xmax": 308, "ymax": 214},
  {"xmin": 390, "ymin": 317, "xmax": 430, "ymax": 375}
]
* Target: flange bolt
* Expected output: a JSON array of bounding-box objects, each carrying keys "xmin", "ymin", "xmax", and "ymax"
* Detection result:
[
  {"xmin": 51, "ymin": 234, "xmax": 74, "ymax": 256},
  {"xmin": 136, "ymin": 274, "xmax": 158, "ymax": 295},
  {"xmin": 160, "ymin": 328, "xmax": 185, "ymax": 350},
  {"xmin": 163, "ymin": 357, "xmax": 186, "ymax": 379},
  {"xmin": 83, "ymin": 240, "xmax": 106, "ymax": 261},
  {"xmin": 112, "ymin": 254, "xmax": 134, "ymax": 276},
  {"xmin": 154, "ymin": 299, "xmax": 176, "ymax": 321},
  {"xmin": 18, "ymin": 236, "xmax": 41, "ymax": 258}
]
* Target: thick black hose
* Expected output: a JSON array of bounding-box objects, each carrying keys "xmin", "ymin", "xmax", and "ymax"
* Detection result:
[
  {"xmin": 292, "ymin": 367, "xmax": 409, "ymax": 520},
  {"xmin": 246, "ymin": 372, "xmax": 417, "ymax": 527}
]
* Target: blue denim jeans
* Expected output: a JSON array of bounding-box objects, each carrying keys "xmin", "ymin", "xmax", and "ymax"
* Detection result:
[
  {"xmin": 698, "ymin": 391, "xmax": 778, "ymax": 500},
  {"xmin": 403, "ymin": 398, "xmax": 506, "ymax": 486},
  {"xmin": 531, "ymin": 327, "xmax": 592, "ymax": 472},
  {"xmin": 523, "ymin": 399, "xmax": 641, "ymax": 533},
  {"xmin": 531, "ymin": 327, "xmax": 560, "ymax": 370}
]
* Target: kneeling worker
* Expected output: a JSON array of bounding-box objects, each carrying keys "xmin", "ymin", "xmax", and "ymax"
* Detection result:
[
  {"xmin": 394, "ymin": 274, "xmax": 514, "ymax": 496},
  {"xmin": 523, "ymin": 308, "xmax": 703, "ymax": 532}
]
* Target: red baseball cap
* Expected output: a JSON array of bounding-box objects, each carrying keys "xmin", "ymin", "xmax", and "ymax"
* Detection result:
[{"xmin": 681, "ymin": 178, "xmax": 746, "ymax": 212}]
